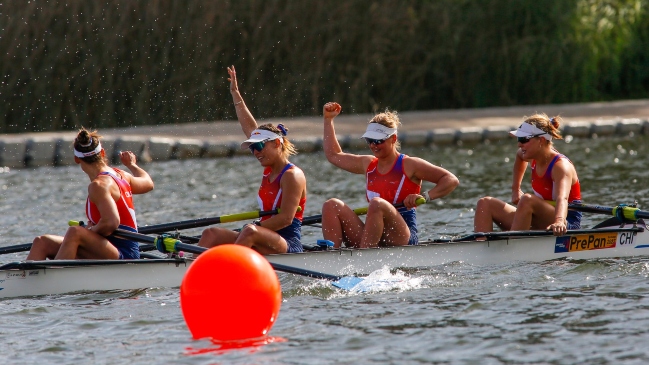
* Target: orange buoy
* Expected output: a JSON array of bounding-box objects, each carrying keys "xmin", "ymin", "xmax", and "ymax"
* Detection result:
[{"xmin": 180, "ymin": 244, "xmax": 282, "ymax": 341}]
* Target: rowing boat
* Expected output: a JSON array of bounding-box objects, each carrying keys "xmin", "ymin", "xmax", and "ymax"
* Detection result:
[{"xmin": 1, "ymin": 219, "xmax": 647, "ymax": 299}]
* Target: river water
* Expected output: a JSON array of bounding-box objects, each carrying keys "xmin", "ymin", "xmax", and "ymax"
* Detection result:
[{"xmin": 1, "ymin": 134, "xmax": 648, "ymax": 364}]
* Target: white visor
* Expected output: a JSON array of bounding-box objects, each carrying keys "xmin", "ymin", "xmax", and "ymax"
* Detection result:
[
  {"xmin": 74, "ymin": 142, "xmax": 103, "ymax": 158},
  {"xmin": 361, "ymin": 123, "xmax": 397, "ymax": 140},
  {"xmin": 509, "ymin": 122, "xmax": 552, "ymax": 141},
  {"xmin": 240, "ymin": 129, "xmax": 283, "ymax": 150}
]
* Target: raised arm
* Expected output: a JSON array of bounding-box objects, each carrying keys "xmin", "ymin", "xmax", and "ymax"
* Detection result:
[
  {"xmin": 322, "ymin": 102, "xmax": 372, "ymax": 174},
  {"xmin": 511, "ymin": 148, "xmax": 529, "ymax": 205},
  {"xmin": 227, "ymin": 66, "xmax": 258, "ymax": 138},
  {"xmin": 119, "ymin": 151, "xmax": 154, "ymax": 194}
]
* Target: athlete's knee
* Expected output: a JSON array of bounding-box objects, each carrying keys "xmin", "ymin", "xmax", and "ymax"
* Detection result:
[
  {"xmin": 32, "ymin": 235, "xmax": 53, "ymax": 251},
  {"xmin": 367, "ymin": 197, "xmax": 389, "ymax": 212},
  {"xmin": 63, "ymin": 226, "xmax": 86, "ymax": 241},
  {"xmin": 200, "ymin": 227, "xmax": 221, "ymax": 244},
  {"xmin": 476, "ymin": 196, "xmax": 499, "ymax": 211},
  {"xmin": 237, "ymin": 224, "xmax": 259, "ymax": 241},
  {"xmin": 517, "ymin": 194, "xmax": 535, "ymax": 207},
  {"xmin": 323, "ymin": 198, "xmax": 344, "ymax": 212}
]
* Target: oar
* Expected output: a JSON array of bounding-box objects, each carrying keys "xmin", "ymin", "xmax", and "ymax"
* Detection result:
[
  {"xmin": 302, "ymin": 197, "xmax": 427, "ymax": 226},
  {"xmin": 568, "ymin": 202, "xmax": 649, "ymax": 221},
  {"xmin": 0, "ymin": 243, "xmax": 33, "ymax": 255},
  {"xmin": 109, "ymin": 228, "xmax": 364, "ymax": 290},
  {"xmin": 138, "ymin": 208, "xmax": 298, "ymax": 234}
]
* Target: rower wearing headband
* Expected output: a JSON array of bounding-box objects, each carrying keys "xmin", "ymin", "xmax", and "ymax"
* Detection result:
[
  {"xmin": 474, "ymin": 114, "xmax": 582, "ymax": 236},
  {"xmin": 197, "ymin": 65, "xmax": 307, "ymax": 254},
  {"xmin": 27, "ymin": 128, "xmax": 154, "ymax": 260},
  {"xmin": 319, "ymin": 102, "xmax": 459, "ymax": 248}
]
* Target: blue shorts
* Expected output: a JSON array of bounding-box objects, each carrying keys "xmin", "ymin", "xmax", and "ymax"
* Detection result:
[
  {"xmin": 567, "ymin": 200, "xmax": 582, "ymax": 230},
  {"xmin": 275, "ymin": 218, "xmax": 303, "ymax": 253},
  {"xmin": 108, "ymin": 225, "xmax": 140, "ymax": 259},
  {"xmin": 400, "ymin": 209, "xmax": 419, "ymax": 245}
]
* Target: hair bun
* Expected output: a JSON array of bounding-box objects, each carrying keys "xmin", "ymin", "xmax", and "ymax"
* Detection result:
[
  {"xmin": 76, "ymin": 130, "xmax": 93, "ymax": 147},
  {"xmin": 277, "ymin": 124, "xmax": 288, "ymax": 136},
  {"xmin": 549, "ymin": 117, "xmax": 559, "ymax": 129}
]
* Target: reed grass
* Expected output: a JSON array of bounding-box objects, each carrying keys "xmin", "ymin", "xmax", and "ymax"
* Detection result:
[{"xmin": 0, "ymin": 0, "xmax": 647, "ymax": 133}]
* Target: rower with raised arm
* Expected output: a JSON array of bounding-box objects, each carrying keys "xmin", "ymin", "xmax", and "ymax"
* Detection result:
[
  {"xmin": 27, "ymin": 128, "xmax": 154, "ymax": 260},
  {"xmin": 320, "ymin": 102, "xmax": 459, "ymax": 249},
  {"xmin": 197, "ymin": 66, "xmax": 307, "ymax": 254},
  {"xmin": 473, "ymin": 114, "xmax": 582, "ymax": 236}
]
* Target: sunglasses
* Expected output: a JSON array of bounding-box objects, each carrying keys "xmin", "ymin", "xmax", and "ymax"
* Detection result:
[
  {"xmin": 364, "ymin": 137, "xmax": 388, "ymax": 145},
  {"xmin": 517, "ymin": 134, "xmax": 545, "ymax": 144},
  {"xmin": 248, "ymin": 140, "xmax": 267, "ymax": 153}
]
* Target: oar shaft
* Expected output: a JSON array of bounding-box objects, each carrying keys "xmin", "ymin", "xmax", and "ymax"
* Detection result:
[
  {"xmin": 569, "ymin": 203, "xmax": 649, "ymax": 220},
  {"xmin": 138, "ymin": 209, "xmax": 280, "ymax": 234},
  {"xmin": 0, "ymin": 243, "xmax": 32, "ymax": 255}
]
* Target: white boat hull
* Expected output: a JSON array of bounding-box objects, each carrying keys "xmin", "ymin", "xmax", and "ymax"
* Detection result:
[
  {"xmin": 266, "ymin": 222, "xmax": 649, "ymax": 275},
  {"xmin": 1, "ymin": 222, "xmax": 646, "ymax": 298},
  {"xmin": 0, "ymin": 258, "xmax": 190, "ymax": 299}
]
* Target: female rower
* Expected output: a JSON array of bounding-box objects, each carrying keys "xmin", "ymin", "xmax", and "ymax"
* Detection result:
[
  {"xmin": 473, "ymin": 114, "xmax": 581, "ymax": 236},
  {"xmin": 27, "ymin": 128, "xmax": 154, "ymax": 260},
  {"xmin": 320, "ymin": 102, "xmax": 459, "ymax": 248},
  {"xmin": 197, "ymin": 66, "xmax": 307, "ymax": 254}
]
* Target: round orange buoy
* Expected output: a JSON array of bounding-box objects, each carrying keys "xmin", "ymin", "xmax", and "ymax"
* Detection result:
[{"xmin": 180, "ymin": 244, "xmax": 282, "ymax": 341}]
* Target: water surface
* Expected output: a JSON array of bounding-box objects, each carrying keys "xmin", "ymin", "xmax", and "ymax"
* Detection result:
[{"xmin": 1, "ymin": 134, "xmax": 648, "ymax": 364}]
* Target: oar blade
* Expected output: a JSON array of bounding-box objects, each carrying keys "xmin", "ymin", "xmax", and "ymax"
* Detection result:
[{"xmin": 332, "ymin": 276, "xmax": 364, "ymax": 290}]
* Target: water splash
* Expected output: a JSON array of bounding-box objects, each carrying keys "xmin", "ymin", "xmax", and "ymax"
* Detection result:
[{"xmin": 347, "ymin": 266, "xmax": 423, "ymax": 293}]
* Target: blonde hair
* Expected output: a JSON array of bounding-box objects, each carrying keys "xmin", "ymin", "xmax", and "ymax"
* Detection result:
[
  {"xmin": 73, "ymin": 127, "xmax": 106, "ymax": 164},
  {"xmin": 369, "ymin": 109, "xmax": 401, "ymax": 150},
  {"xmin": 523, "ymin": 113, "xmax": 563, "ymax": 140},
  {"xmin": 258, "ymin": 123, "xmax": 297, "ymax": 158}
]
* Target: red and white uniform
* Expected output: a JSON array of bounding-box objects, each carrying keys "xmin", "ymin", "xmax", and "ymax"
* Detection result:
[
  {"xmin": 86, "ymin": 168, "xmax": 138, "ymax": 231},
  {"xmin": 366, "ymin": 154, "xmax": 421, "ymax": 204},
  {"xmin": 257, "ymin": 163, "xmax": 305, "ymax": 222},
  {"xmin": 531, "ymin": 154, "xmax": 581, "ymax": 202}
]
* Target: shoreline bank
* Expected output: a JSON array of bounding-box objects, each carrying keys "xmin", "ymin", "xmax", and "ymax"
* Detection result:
[{"xmin": 1, "ymin": 99, "xmax": 648, "ymax": 168}]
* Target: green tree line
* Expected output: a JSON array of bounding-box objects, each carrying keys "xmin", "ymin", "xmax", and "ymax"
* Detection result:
[{"xmin": 1, "ymin": 0, "xmax": 647, "ymax": 133}]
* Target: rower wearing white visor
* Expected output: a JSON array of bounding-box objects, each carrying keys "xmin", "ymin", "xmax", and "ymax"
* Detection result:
[
  {"xmin": 474, "ymin": 113, "xmax": 582, "ymax": 237},
  {"xmin": 198, "ymin": 66, "xmax": 307, "ymax": 254},
  {"xmin": 27, "ymin": 128, "xmax": 154, "ymax": 260},
  {"xmin": 319, "ymin": 102, "xmax": 459, "ymax": 249}
]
